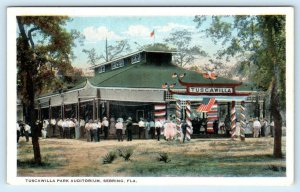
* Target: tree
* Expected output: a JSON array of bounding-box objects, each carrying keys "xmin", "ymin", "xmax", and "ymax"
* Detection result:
[
  {"xmin": 143, "ymin": 43, "xmax": 176, "ymax": 52},
  {"xmin": 164, "ymin": 29, "xmax": 207, "ymax": 67},
  {"xmin": 17, "ymin": 16, "xmax": 81, "ymax": 164},
  {"xmin": 194, "ymin": 15, "xmax": 286, "ymax": 158},
  {"xmin": 82, "ymin": 48, "xmax": 101, "ymax": 66},
  {"xmin": 82, "ymin": 39, "xmax": 131, "ymax": 66}
]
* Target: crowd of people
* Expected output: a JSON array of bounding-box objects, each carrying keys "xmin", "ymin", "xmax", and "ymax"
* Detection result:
[{"xmin": 16, "ymin": 115, "xmax": 274, "ymax": 143}]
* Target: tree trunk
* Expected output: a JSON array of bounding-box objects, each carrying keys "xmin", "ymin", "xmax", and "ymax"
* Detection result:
[
  {"xmin": 17, "ymin": 17, "xmax": 42, "ymax": 164},
  {"xmin": 271, "ymin": 79, "xmax": 282, "ymax": 158}
]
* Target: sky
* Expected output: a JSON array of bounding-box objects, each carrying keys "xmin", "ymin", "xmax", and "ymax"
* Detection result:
[{"xmin": 65, "ymin": 16, "xmax": 217, "ymax": 69}]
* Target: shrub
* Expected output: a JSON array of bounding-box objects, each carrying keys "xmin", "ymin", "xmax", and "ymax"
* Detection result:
[
  {"xmin": 102, "ymin": 151, "xmax": 117, "ymax": 164},
  {"xmin": 118, "ymin": 148, "xmax": 134, "ymax": 161},
  {"xmin": 157, "ymin": 153, "xmax": 171, "ymax": 163}
]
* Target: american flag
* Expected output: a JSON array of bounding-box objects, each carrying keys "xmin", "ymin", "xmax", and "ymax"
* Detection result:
[{"xmin": 197, "ymin": 98, "xmax": 216, "ymax": 112}]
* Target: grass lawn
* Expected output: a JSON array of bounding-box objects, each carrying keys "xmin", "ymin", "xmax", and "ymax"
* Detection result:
[{"xmin": 17, "ymin": 136, "xmax": 286, "ymax": 177}]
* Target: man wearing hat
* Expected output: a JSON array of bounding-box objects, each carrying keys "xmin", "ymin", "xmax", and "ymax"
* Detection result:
[
  {"xmin": 102, "ymin": 117, "xmax": 109, "ymax": 140},
  {"xmin": 126, "ymin": 117, "xmax": 133, "ymax": 141}
]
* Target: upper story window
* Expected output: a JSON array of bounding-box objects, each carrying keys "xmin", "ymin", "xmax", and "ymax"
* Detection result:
[
  {"xmin": 97, "ymin": 65, "xmax": 105, "ymax": 74},
  {"xmin": 111, "ymin": 59, "xmax": 124, "ymax": 70},
  {"xmin": 131, "ymin": 53, "xmax": 141, "ymax": 64}
]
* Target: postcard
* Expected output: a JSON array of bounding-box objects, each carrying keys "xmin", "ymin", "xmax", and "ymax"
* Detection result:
[{"xmin": 7, "ymin": 7, "xmax": 294, "ymax": 185}]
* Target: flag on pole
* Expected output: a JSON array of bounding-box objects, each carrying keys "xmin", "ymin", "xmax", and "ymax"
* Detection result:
[{"xmin": 150, "ymin": 30, "xmax": 155, "ymax": 37}]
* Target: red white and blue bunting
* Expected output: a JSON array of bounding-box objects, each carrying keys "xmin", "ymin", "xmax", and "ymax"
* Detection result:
[{"xmin": 154, "ymin": 104, "xmax": 166, "ymax": 121}]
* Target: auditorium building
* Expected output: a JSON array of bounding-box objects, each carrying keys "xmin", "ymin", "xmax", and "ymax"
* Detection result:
[{"xmin": 34, "ymin": 49, "xmax": 266, "ymax": 126}]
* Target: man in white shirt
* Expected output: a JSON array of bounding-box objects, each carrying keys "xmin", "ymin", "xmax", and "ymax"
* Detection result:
[
  {"xmin": 62, "ymin": 119, "xmax": 68, "ymax": 139},
  {"xmin": 138, "ymin": 118, "xmax": 145, "ymax": 139},
  {"xmin": 102, "ymin": 117, "xmax": 109, "ymax": 140},
  {"xmin": 155, "ymin": 120, "xmax": 163, "ymax": 141},
  {"xmin": 253, "ymin": 118, "xmax": 261, "ymax": 138},
  {"xmin": 24, "ymin": 123, "xmax": 31, "ymax": 142},
  {"xmin": 115, "ymin": 118, "xmax": 124, "ymax": 141},
  {"xmin": 42, "ymin": 120, "xmax": 49, "ymax": 139},
  {"xmin": 91, "ymin": 120, "xmax": 98, "ymax": 142},
  {"xmin": 17, "ymin": 122, "xmax": 20, "ymax": 143}
]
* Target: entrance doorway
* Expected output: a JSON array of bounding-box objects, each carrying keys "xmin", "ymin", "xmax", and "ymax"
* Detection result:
[{"xmin": 136, "ymin": 110, "xmax": 144, "ymax": 121}]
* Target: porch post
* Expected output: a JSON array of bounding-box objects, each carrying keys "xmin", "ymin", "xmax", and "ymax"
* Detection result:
[
  {"xmin": 106, "ymin": 101, "xmax": 110, "ymax": 118},
  {"xmin": 240, "ymin": 101, "xmax": 246, "ymax": 141},
  {"xmin": 185, "ymin": 101, "xmax": 192, "ymax": 141},
  {"xmin": 176, "ymin": 100, "xmax": 181, "ymax": 131},
  {"xmin": 49, "ymin": 99, "xmax": 51, "ymax": 120},
  {"xmin": 230, "ymin": 101, "xmax": 236, "ymax": 139},
  {"xmin": 77, "ymin": 98, "xmax": 80, "ymax": 122},
  {"xmin": 93, "ymin": 98, "xmax": 96, "ymax": 121}
]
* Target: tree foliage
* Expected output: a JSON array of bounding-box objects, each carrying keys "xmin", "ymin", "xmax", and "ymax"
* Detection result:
[
  {"xmin": 194, "ymin": 15, "xmax": 286, "ymax": 158},
  {"xmin": 164, "ymin": 29, "xmax": 207, "ymax": 67},
  {"xmin": 82, "ymin": 39, "xmax": 131, "ymax": 66},
  {"xmin": 82, "ymin": 48, "xmax": 102, "ymax": 66},
  {"xmin": 17, "ymin": 16, "xmax": 83, "ymax": 163},
  {"xmin": 143, "ymin": 43, "xmax": 176, "ymax": 52}
]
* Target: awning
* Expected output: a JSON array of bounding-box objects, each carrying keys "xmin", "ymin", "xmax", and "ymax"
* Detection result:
[
  {"xmin": 51, "ymin": 95, "xmax": 63, "ymax": 107},
  {"xmin": 100, "ymin": 88, "xmax": 164, "ymax": 102}
]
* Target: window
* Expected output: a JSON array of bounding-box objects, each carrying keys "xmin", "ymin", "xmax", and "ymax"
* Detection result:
[
  {"xmin": 131, "ymin": 53, "xmax": 140, "ymax": 64},
  {"xmin": 97, "ymin": 66, "xmax": 105, "ymax": 74},
  {"xmin": 111, "ymin": 59, "xmax": 124, "ymax": 70}
]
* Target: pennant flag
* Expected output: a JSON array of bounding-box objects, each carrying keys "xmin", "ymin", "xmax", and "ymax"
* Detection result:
[
  {"xmin": 161, "ymin": 83, "xmax": 168, "ymax": 89},
  {"xmin": 172, "ymin": 73, "xmax": 178, "ymax": 78},
  {"xmin": 203, "ymin": 72, "xmax": 217, "ymax": 80},
  {"xmin": 150, "ymin": 30, "xmax": 155, "ymax": 37}
]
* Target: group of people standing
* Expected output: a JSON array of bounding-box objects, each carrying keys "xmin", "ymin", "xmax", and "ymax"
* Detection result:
[{"xmin": 25, "ymin": 115, "xmax": 192, "ymax": 143}]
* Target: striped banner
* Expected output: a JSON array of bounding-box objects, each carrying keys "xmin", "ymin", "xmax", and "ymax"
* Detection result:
[
  {"xmin": 230, "ymin": 101, "xmax": 237, "ymax": 139},
  {"xmin": 154, "ymin": 104, "xmax": 166, "ymax": 121},
  {"xmin": 240, "ymin": 101, "xmax": 246, "ymax": 141},
  {"xmin": 207, "ymin": 100, "xmax": 218, "ymax": 133},
  {"xmin": 185, "ymin": 101, "xmax": 193, "ymax": 140}
]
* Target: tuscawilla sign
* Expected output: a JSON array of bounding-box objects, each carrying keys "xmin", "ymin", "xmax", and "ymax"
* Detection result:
[{"xmin": 188, "ymin": 87, "xmax": 233, "ymax": 94}]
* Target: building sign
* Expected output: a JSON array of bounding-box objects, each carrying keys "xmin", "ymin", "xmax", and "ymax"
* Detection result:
[{"xmin": 189, "ymin": 87, "xmax": 233, "ymax": 94}]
